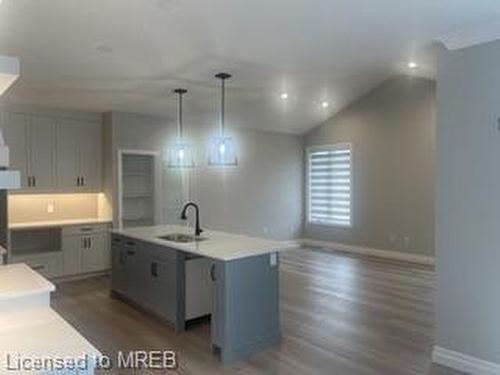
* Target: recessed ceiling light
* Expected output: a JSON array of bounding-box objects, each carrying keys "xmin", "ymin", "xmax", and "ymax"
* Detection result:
[
  {"xmin": 280, "ymin": 92, "xmax": 289, "ymax": 100},
  {"xmin": 321, "ymin": 101, "xmax": 329, "ymax": 108},
  {"xmin": 408, "ymin": 61, "xmax": 418, "ymax": 69}
]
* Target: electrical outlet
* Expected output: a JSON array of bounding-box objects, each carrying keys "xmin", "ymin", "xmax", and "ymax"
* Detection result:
[
  {"xmin": 270, "ymin": 253, "xmax": 277, "ymax": 267},
  {"xmin": 388, "ymin": 235, "xmax": 397, "ymax": 245},
  {"xmin": 47, "ymin": 202, "xmax": 55, "ymax": 214},
  {"xmin": 262, "ymin": 227, "xmax": 269, "ymax": 235},
  {"xmin": 403, "ymin": 236, "xmax": 410, "ymax": 248}
]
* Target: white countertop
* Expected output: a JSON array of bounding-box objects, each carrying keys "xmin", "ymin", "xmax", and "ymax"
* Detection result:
[
  {"xmin": 111, "ymin": 225, "xmax": 295, "ymax": 261},
  {"xmin": 0, "ymin": 264, "xmax": 100, "ymax": 372},
  {"xmin": 0, "ymin": 263, "xmax": 55, "ymax": 301},
  {"xmin": 0, "ymin": 308, "xmax": 101, "ymax": 371},
  {"xmin": 9, "ymin": 218, "xmax": 112, "ymax": 230}
]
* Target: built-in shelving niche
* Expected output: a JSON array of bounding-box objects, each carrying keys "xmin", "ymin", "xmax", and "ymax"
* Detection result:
[
  {"xmin": 10, "ymin": 228, "xmax": 62, "ymax": 257},
  {"xmin": 120, "ymin": 152, "xmax": 158, "ymax": 228}
]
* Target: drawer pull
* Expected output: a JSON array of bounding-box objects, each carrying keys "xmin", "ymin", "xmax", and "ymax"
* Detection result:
[
  {"xmin": 127, "ymin": 250, "xmax": 135, "ymax": 255},
  {"xmin": 80, "ymin": 228, "xmax": 93, "ymax": 232},
  {"xmin": 151, "ymin": 262, "xmax": 159, "ymax": 277},
  {"xmin": 210, "ymin": 264, "xmax": 217, "ymax": 281},
  {"xmin": 126, "ymin": 241, "xmax": 135, "ymax": 246},
  {"xmin": 31, "ymin": 265, "xmax": 45, "ymax": 271}
]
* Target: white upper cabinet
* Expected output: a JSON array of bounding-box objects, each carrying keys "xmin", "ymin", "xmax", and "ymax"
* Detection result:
[
  {"xmin": 29, "ymin": 116, "xmax": 56, "ymax": 190},
  {"xmin": 3, "ymin": 111, "xmax": 102, "ymax": 193},
  {"xmin": 56, "ymin": 118, "xmax": 80, "ymax": 190},
  {"xmin": 3, "ymin": 112, "xmax": 55, "ymax": 191},
  {"xmin": 56, "ymin": 118, "xmax": 102, "ymax": 192},
  {"xmin": 2, "ymin": 112, "xmax": 29, "ymax": 188},
  {"xmin": 78, "ymin": 120, "xmax": 102, "ymax": 191}
]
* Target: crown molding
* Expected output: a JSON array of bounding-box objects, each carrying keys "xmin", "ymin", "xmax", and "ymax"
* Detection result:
[{"xmin": 436, "ymin": 18, "xmax": 500, "ymax": 50}]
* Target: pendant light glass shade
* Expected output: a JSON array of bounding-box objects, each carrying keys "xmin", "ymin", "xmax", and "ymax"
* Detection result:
[
  {"xmin": 208, "ymin": 136, "xmax": 237, "ymax": 166},
  {"xmin": 167, "ymin": 88, "xmax": 195, "ymax": 168},
  {"xmin": 167, "ymin": 140, "xmax": 195, "ymax": 168},
  {"xmin": 208, "ymin": 73, "xmax": 237, "ymax": 167}
]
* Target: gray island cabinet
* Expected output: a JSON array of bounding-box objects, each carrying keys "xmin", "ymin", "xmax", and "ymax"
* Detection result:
[
  {"xmin": 110, "ymin": 225, "xmax": 289, "ymax": 364},
  {"xmin": 210, "ymin": 254, "xmax": 281, "ymax": 363},
  {"xmin": 111, "ymin": 235, "xmax": 184, "ymax": 330}
]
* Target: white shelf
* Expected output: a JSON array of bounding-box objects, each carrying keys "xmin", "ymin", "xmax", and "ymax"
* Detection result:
[{"xmin": 120, "ymin": 152, "xmax": 157, "ymax": 228}]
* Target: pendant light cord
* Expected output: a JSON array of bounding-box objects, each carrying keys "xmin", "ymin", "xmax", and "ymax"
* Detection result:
[
  {"xmin": 179, "ymin": 92, "xmax": 183, "ymax": 138},
  {"xmin": 215, "ymin": 73, "xmax": 231, "ymax": 137},
  {"xmin": 220, "ymin": 78, "xmax": 225, "ymax": 136},
  {"xmin": 174, "ymin": 88, "xmax": 187, "ymax": 139}
]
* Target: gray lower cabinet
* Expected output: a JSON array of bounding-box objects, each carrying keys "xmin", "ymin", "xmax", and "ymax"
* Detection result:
[
  {"xmin": 111, "ymin": 234, "xmax": 282, "ymax": 363},
  {"xmin": 111, "ymin": 237, "xmax": 128, "ymax": 296},
  {"xmin": 111, "ymin": 235, "xmax": 181, "ymax": 328},
  {"xmin": 210, "ymin": 253, "xmax": 281, "ymax": 364},
  {"xmin": 61, "ymin": 224, "xmax": 110, "ymax": 277},
  {"xmin": 145, "ymin": 254, "xmax": 177, "ymax": 322}
]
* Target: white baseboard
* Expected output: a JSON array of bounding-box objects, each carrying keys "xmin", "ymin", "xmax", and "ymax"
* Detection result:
[
  {"xmin": 300, "ymin": 238, "xmax": 435, "ymax": 265},
  {"xmin": 433, "ymin": 346, "xmax": 500, "ymax": 375}
]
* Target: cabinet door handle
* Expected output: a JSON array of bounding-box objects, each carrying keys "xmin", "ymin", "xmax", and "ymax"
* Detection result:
[
  {"xmin": 210, "ymin": 264, "xmax": 217, "ymax": 281},
  {"xmin": 88, "ymin": 237, "xmax": 92, "ymax": 249},
  {"xmin": 76, "ymin": 177, "xmax": 80, "ymax": 186},
  {"xmin": 151, "ymin": 262, "xmax": 158, "ymax": 277},
  {"xmin": 127, "ymin": 250, "xmax": 135, "ymax": 255},
  {"xmin": 33, "ymin": 177, "xmax": 36, "ymax": 187}
]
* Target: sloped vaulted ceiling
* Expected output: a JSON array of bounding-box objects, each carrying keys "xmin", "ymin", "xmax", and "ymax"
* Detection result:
[{"xmin": 0, "ymin": 0, "xmax": 499, "ymax": 134}]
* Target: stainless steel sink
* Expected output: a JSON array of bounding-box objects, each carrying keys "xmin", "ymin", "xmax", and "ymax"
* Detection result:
[{"xmin": 157, "ymin": 233, "xmax": 208, "ymax": 243}]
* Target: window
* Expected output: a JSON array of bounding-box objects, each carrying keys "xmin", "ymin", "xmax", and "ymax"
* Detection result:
[{"xmin": 308, "ymin": 144, "xmax": 352, "ymax": 227}]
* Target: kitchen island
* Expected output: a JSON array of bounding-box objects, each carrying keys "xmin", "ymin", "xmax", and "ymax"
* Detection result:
[{"xmin": 110, "ymin": 225, "xmax": 293, "ymax": 364}]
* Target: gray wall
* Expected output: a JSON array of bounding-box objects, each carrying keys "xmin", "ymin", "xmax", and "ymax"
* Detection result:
[
  {"xmin": 435, "ymin": 41, "xmax": 500, "ymax": 363},
  {"xmin": 103, "ymin": 111, "xmax": 303, "ymax": 240},
  {"xmin": 304, "ymin": 76, "xmax": 436, "ymax": 256}
]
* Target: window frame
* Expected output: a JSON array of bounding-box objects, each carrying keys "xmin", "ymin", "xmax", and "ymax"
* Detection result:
[{"xmin": 306, "ymin": 143, "xmax": 353, "ymax": 228}]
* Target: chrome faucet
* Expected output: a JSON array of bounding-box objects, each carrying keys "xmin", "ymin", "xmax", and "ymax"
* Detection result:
[{"xmin": 180, "ymin": 202, "xmax": 203, "ymax": 236}]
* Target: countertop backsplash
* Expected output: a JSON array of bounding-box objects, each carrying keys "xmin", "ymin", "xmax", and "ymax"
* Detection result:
[{"xmin": 8, "ymin": 193, "xmax": 111, "ymax": 224}]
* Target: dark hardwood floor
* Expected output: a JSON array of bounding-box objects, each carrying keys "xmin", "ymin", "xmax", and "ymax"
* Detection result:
[{"xmin": 51, "ymin": 248, "xmax": 463, "ymax": 375}]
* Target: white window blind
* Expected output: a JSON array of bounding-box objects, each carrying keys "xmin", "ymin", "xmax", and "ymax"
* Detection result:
[{"xmin": 308, "ymin": 145, "xmax": 352, "ymax": 227}]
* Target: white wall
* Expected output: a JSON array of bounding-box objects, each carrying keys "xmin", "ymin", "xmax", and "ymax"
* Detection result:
[
  {"xmin": 104, "ymin": 111, "xmax": 303, "ymax": 240},
  {"xmin": 435, "ymin": 41, "xmax": 500, "ymax": 364},
  {"xmin": 304, "ymin": 76, "xmax": 436, "ymax": 256}
]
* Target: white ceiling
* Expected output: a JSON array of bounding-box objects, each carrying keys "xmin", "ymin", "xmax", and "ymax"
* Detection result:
[{"xmin": 0, "ymin": 0, "xmax": 499, "ymax": 134}]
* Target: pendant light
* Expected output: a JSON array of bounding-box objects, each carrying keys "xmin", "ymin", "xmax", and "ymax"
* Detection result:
[
  {"xmin": 208, "ymin": 72, "xmax": 238, "ymax": 166},
  {"xmin": 167, "ymin": 88, "xmax": 195, "ymax": 168}
]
